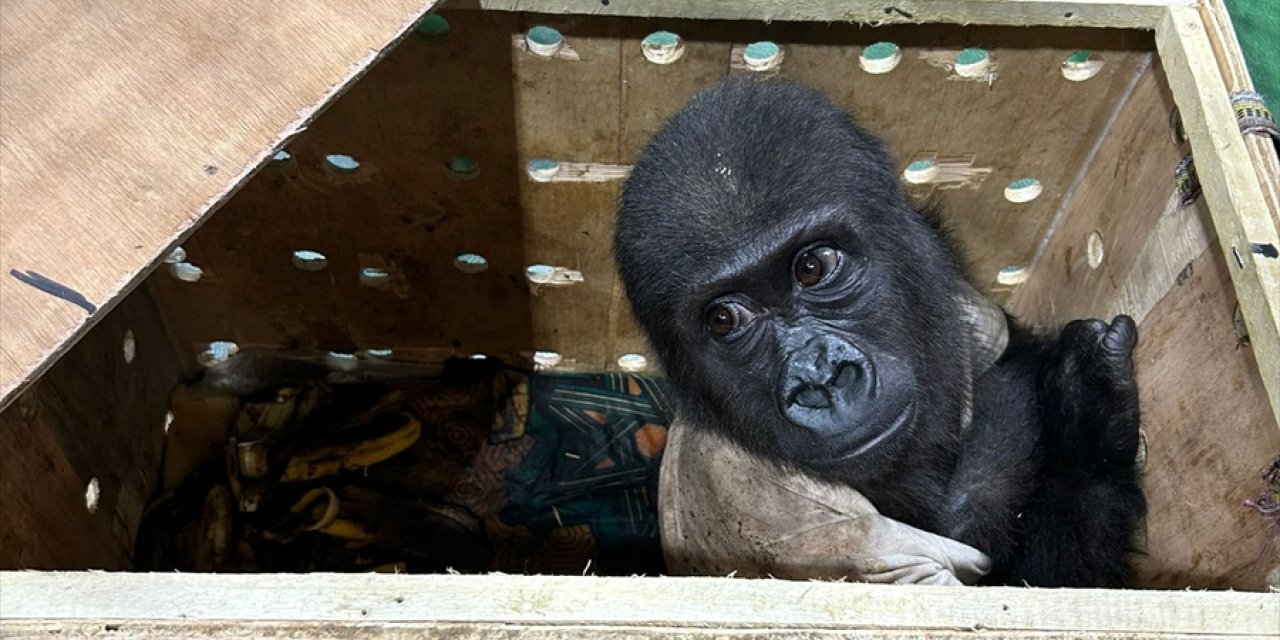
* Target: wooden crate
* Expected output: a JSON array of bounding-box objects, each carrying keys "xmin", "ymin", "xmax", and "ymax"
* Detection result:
[{"xmin": 1, "ymin": 0, "xmax": 1277, "ymax": 636}]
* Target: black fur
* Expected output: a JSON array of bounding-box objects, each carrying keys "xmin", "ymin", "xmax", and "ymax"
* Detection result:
[{"xmin": 613, "ymin": 78, "xmax": 1146, "ymax": 587}]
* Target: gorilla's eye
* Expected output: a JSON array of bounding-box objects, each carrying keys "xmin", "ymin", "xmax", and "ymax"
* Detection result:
[
  {"xmin": 795, "ymin": 246, "xmax": 840, "ymax": 286},
  {"xmin": 706, "ymin": 302, "xmax": 751, "ymax": 337}
]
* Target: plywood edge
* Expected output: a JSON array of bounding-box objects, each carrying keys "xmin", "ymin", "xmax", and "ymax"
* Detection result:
[
  {"xmin": 0, "ymin": 0, "xmax": 442, "ymax": 412},
  {"xmin": 0, "ymin": 572, "xmax": 1276, "ymax": 637},
  {"xmin": 1156, "ymin": 5, "xmax": 1280, "ymax": 428},
  {"xmin": 471, "ymin": 0, "xmax": 1183, "ymax": 29}
]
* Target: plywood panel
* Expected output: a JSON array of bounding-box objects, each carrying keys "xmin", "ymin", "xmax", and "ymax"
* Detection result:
[
  {"xmin": 0, "ymin": 285, "xmax": 183, "ymax": 569},
  {"xmin": 152, "ymin": 11, "xmax": 534, "ymax": 363},
  {"xmin": 1131, "ymin": 248, "xmax": 1280, "ymax": 591},
  {"xmin": 0, "ymin": 0, "xmax": 441, "ymax": 409}
]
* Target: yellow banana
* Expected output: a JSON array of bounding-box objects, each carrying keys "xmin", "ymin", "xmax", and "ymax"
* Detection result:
[{"xmin": 279, "ymin": 412, "xmax": 421, "ymax": 482}]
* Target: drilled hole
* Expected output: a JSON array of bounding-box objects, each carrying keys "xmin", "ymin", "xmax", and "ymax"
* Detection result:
[
  {"xmin": 415, "ymin": 14, "xmax": 450, "ymax": 43},
  {"xmin": 122, "ymin": 330, "xmax": 136, "ymax": 364},
  {"xmin": 641, "ymin": 31, "xmax": 684, "ymax": 64},
  {"xmin": 859, "ymin": 41, "xmax": 901, "ymax": 74},
  {"xmin": 902, "ymin": 159, "xmax": 939, "ymax": 184},
  {"xmin": 996, "ymin": 265, "xmax": 1028, "ymax": 286},
  {"xmin": 743, "ymin": 41, "xmax": 781, "ymax": 71},
  {"xmin": 292, "ymin": 250, "xmax": 329, "ymax": 271},
  {"xmin": 445, "ymin": 156, "xmax": 480, "ymax": 181},
  {"xmin": 1087, "ymin": 230, "xmax": 1105, "ymax": 269},
  {"xmin": 1004, "ymin": 178, "xmax": 1043, "ymax": 204},
  {"xmin": 953, "ymin": 48, "xmax": 991, "ymax": 77},
  {"xmin": 617, "ymin": 353, "xmax": 649, "ymax": 372},
  {"xmin": 85, "ymin": 478, "xmax": 100, "ymax": 514},
  {"xmin": 454, "ymin": 253, "xmax": 489, "ymax": 274},
  {"xmin": 533, "ymin": 351, "xmax": 562, "ymax": 370}
]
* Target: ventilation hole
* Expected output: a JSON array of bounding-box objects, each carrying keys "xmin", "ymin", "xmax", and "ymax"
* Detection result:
[
  {"xmin": 743, "ymin": 41, "xmax": 781, "ymax": 71},
  {"xmin": 1061, "ymin": 50, "xmax": 1105, "ymax": 81},
  {"xmin": 526, "ymin": 158, "xmax": 561, "ymax": 182},
  {"xmin": 1004, "ymin": 178, "xmax": 1043, "ymax": 203},
  {"xmin": 996, "ymin": 265, "xmax": 1028, "ymax": 286},
  {"xmin": 326, "ymin": 351, "xmax": 358, "ymax": 370},
  {"xmin": 324, "ymin": 154, "xmax": 360, "ymax": 175},
  {"xmin": 359, "ymin": 267, "xmax": 390, "ymax": 287},
  {"xmin": 533, "ymin": 351, "xmax": 562, "ymax": 370},
  {"xmin": 363, "ymin": 348, "xmax": 394, "ymax": 359},
  {"xmin": 469, "ymin": 353, "xmax": 489, "ymax": 360},
  {"xmin": 169, "ymin": 262, "xmax": 203, "ymax": 282},
  {"xmin": 415, "ymin": 14, "xmax": 450, "ymax": 43},
  {"xmin": 445, "ymin": 156, "xmax": 480, "ymax": 181},
  {"xmin": 272, "ymin": 150, "xmax": 292, "ymax": 163},
  {"xmin": 292, "ymin": 250, "xmax": 329, "ymax": 271},
  {"xmin": 122, "ymin": 330, "xmax": 136, "ymax": 364},
  {"xmin": 859, "ymin": 41, "xmax": 901, "ymax": 74},
  {"xmin": 1087, "ymin": 230, "xmax": 1105, "ymax": 269},
  {"xmin": 902, "ymin": 159, "xmax": 939, "ymax": 184},
  {"xmin": 198, "ymin": 341, "xmax": 240, "ymax": 367},
  {"xmin": 454, "ymin": 253, "xmax": 489, "ymax": 274},
  {"xmin": 85, "ymin": 478, "xmax": 100, "ymax": 514},
  {"xmin": 164, "ymin": 411, "xmax": 175, "ymax": 434},
  {"xmin": 526, "ymin": 26, "xmax": 564, "ymax": 56},
  {"xmin": 1063, "ymin": 11, "xmax": 1075, "ymax": 19},
  {"xmin": 526, "ymin": 264, "xmax": 557, "ymax": 283},
  {"xmin": 163, "ymin": 246, "xmax": 187, "ymax": 264},
  {"xmin": 954, "ymin": 48, "xmax": 991, "ymax": 77},
  {"xmin": 617, "ymin": 353, "xmax": 649, "ymax": 372},
  {"xmin": 641, "ymin": 31, "xmax": 684, "ymax": 64}
]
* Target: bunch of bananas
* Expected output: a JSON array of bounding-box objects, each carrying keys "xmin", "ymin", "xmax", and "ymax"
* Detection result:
[{"xmin": 138, "ymin": 379, "xmax": 491, "ymax": 573}]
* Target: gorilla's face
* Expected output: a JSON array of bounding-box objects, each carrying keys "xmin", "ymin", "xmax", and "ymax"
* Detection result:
[
  {"xmin": 689, "ymin": 229, "xmax": 919, "ymax": 471},
  {"xmin": 615, "ymin": 79, "xmax": 969, "ymax": 480}
]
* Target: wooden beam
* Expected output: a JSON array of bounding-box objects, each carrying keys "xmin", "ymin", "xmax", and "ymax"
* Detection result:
[
  {"xmin": 469, "ymin": 0, "xmax": 1181, "ymax": 29},
  {"xmin": 0, "ymin": 0, "xmax": 440, "ymax": 410},
  {"xmin": 1155, "ymin": 5, "xmax": 1280, "ymax": 428},
  {"xmin": 2, "ymin": 572, "xmax": 1277, "ymax": 638}
]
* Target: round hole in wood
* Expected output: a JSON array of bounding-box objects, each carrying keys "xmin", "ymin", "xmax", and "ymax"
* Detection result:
[
  {"xmin": 85, "ymin": 478, "xmax": 100, "ymax": 514},
  {"xmin": 995, "ymin": 265, "xmax": 1029, "ymax": 286},
  {"xmin": 953, "ymin": 48, "xmax": 991, "ymax": 77},
  {"xmin": 1004, "ymin": 178, "xmax": 1043, "ymax": 203},
  {"xmin": 164, "ymin": 411, "xmax": 174, "ymax": 434},
  {"xmin": 292, "ymin": 250, "xmax": 328, "ymax": 271},
  {"xmin": 164, "ymin": 245, "xmax": 187, "ymax": 264},
  {"xmin": 445, "ymin": 156, "xmax": 480, "ymax": 181},
  {"xmin": 859, "ymin": 42, "xmax": 901, "ymax": 74},
  {"xmin": 359, "ymin": 267, "xmax": 390, "ymax": 287},
  {"xmin": 324, "ymin": 154, "xmax": 360, "ymax": 175},
  {"xmin": 743, "ymin": 41, "xmax": 781, "ymax": 71},
  {"xmin": 1087, "ymin": 230, "xmax": 1105, "ymax": 269},
  {"xmin": 641, "ymin": 31, "xmax": 684, "ymax": 64},
  {"xmin": 364, "ymin": 348, "xmax": 394, "ymax": 359},
  {"xmin": 454, "ymin": 253, "xmax": 489, "ymax": 274},
  {"xmin": 617, "ymin": 353, "xmax": 648, "ymax": 372},
  {"xmin": 902, "ymin": 159, "xmax": 939, "ymax": 184},
  {"xmin": 169, "ymin": 262, "xmax": 203, "ymax": 282},
  {"xmin": 533, "ymin": 350, "xmax": 562, "ymax": 370},
  {"xmin": 198, "ymin": 341, "xmax": 240, "ymax": 367},
  {"xmin": 526, "ymin": 158, "xmax": 561, "ymax": 182},
  {"xmin": 122, "ymin": 330, "xmax": 136, "ymax": 364},
  {"xmin": 525, "ymin": 26, "xmax": 564, "ymax": 56},
  {"xmin": 1061, "ymin": 50, "xmax": 1105, "ymax": 82},
  {"xmin": 415, "ymin": 14, "xmax": 450, "ymax": 43}
]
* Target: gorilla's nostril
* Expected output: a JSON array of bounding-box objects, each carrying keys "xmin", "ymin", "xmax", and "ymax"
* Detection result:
[
  {"xmin": 832, "ymin": 362, "xmax": 860, "ymax": 388},
  {"xmin": 795, "ymin": 386, "xmax": 831, "ymax": 409}
]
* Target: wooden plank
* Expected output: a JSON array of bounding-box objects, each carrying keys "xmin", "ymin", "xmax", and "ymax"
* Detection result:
[
  {"xmin": 0, "ymin": 284, "xmax": 184, "ymax": 570},
  {"xmin": 1130, "ymin": 246, "xmax": 1280, "ymax": 591},
  {"xmin": 0, "ymin": 0, "xmax": 441, "ymax": 410},
  {"xmin": 1, "ymin": 572, "xmax": 1276, "ymax": 638},
  {"xmin": 1156, "ymin": 6, "xmax": 1280, "ymax": 428},
  {"xmin": 471, "ymin": 0, "xmax": 1179, "ymax": 30}
]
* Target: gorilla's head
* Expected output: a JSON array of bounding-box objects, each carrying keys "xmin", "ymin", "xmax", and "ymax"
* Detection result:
[{"xmin": 614, "ymin": 78, "xmax": 971, "ymax": 481}]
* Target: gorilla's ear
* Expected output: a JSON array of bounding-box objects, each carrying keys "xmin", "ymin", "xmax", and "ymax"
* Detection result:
[{"xmin": 956, "ymin": 281, "xmax": 1009, "ymax": 376}]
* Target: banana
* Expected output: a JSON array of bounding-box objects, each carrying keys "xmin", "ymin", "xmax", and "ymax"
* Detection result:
[{"xmin": 279, "ymin": 412, "xmax": 422, "ymax": 482}]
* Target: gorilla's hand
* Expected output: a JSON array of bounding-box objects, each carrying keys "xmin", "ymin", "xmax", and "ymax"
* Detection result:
[{"xmin": 1038, "ymin": 315, "xmax": 1141, "ymax": 471}]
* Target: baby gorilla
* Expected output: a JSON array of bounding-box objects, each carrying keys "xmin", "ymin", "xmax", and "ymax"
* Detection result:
[{"xmin": 614, "ymin": 78, "xmax": 1146, "ymax": 587}]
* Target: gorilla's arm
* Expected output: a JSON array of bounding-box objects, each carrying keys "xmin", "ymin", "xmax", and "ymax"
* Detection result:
[{"xmin": 943, "ymin": 318, "xmax": 1147, "ymax": 587}]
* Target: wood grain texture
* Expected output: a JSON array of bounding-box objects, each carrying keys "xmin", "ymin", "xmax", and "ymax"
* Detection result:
[
  {"xmin": 1156, "ymin": 6, "xmax": 1280, "ymax": 429},
  {"xmin": 0, "ymin": 285, "xmax": 183, "ymax": 570},
  {"xmin": 472, "ymin": 0, "xmax": 1178, "ymax": 29},
  {"xmin": 0, "ymin": 0, "xmax": 441, "ymax": 409},
  {"xmin": 1131, "ymin": 247, "xmax": 1280, "ymax": 591},
  {"xmin": 1, "ymin": 572, "xmax": 1276, "ymax": 638}
]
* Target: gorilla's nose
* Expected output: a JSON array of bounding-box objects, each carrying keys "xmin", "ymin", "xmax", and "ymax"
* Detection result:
[{"xmin": 780, "ymin": 335, "xmax": 875, "ymax": 431}]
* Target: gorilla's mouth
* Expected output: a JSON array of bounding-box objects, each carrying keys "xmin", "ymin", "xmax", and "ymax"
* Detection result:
[{"xmin": 801, "ymin": 402, "xmax": 916, "ymax": 467}]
